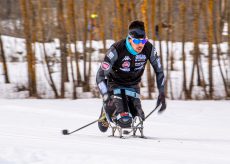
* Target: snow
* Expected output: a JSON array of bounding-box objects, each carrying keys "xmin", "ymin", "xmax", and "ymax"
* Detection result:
[{"xmin": 0, "ymin": 99, "xmax": 230, "ymax": 164}]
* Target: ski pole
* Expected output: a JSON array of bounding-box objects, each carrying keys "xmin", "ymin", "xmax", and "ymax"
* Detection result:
[
  {"xmin": 62, "ymin": 119, "xmax": 98, "ymax": 135},
  {"xmin": 144, "ymin": 103, "xmax": 161, "ymax": 120}
]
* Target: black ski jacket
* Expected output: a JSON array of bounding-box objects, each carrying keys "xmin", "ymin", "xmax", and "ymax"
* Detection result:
[{"xmin": 96, "ymin": 39, "xmax": 165, "ymax": 95}]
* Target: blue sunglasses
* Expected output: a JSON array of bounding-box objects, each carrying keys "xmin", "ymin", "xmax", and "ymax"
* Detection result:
[{"xmin": 128, "ymin": 35, "xmax": 147, "ymax": 45}]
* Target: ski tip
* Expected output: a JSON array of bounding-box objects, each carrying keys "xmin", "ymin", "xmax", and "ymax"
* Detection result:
[{"xmin": 62, "ymin": 129, "xmax": 69, "ymax": 135}]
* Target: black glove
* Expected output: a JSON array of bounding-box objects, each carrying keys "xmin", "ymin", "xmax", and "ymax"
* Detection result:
[
  {"xmin": 157, "ymin": 92, "xmax": 166, "ymax": 113},
  {"xmin": 103, "ymin": 93, "xmax": 110, "ymax": 103}
]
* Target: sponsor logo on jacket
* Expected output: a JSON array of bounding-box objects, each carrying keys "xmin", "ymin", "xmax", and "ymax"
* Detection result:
[
  {"xmin": 101, "ymin": 62, "xmax": 110, "ymax": 70},
  {"xmin": 135, "ymin": 65, "xmax": 144, "ymax": 71},
  {"xmin": 122, "ymin": 56, "xmax": 131, "ymax": 61},
  {"xmin": 107, "ymin": 52, "xmax": 114, "ymax": 60},
  {"xmin": 135, "ymin": 61, "xmax": 146, "ymax": 67},
  {"xmin": 120, "ymin": 61, "xmax": 130, "ymax": 72},
  {"xmin": 135, "ymin": 54, "xmax": 146, "ymax": 61},
  {"xmin": 122, "ymin": 61, "xmax": 130, "ymax": 68}
]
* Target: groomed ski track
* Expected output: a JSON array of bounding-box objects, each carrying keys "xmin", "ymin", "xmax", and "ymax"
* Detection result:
[{"xmin": 0, "ymin": 99, "xmax": 229, "ymax": 164}]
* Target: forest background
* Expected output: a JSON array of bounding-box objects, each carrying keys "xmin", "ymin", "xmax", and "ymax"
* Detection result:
[{"xmin": 0, "ymin": 0, "xmax": 229, "ymax": 100}]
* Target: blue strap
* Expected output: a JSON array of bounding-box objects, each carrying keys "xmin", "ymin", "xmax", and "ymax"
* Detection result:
[
  {"xmin": 113, "ymin": 88, "xmax": 140, "ymax": 99},
  {"xmin": 113, "ymin": 89, "xmax": 121, "ymax": 95}
]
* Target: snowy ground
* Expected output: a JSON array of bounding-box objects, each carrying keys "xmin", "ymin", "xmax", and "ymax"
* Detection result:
[{"xmin": 0, "ymin": 99, "xmax": 230, "ymax": 164}]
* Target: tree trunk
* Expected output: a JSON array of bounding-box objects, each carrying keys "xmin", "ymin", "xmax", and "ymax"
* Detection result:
[
  {"xmin": 227, "ymin": 0, "xmax": 230, "ymax": 93},
  {"xmin": 20, "ymin": 0, "xmax": 37, "ymax": 97},
  {"xmin": 199, "ymin": 58, "xmax": 208, "ymax": 97},
  {"xmin": 193, "ymin": 0, "xmax": 202, "ymax": 87},
  {"xmin": 150, "ymin": 0, "xmax": 156, "ymax": 93},
  {"xmin": 130, "ymin": 0, "xmax": 137, "ymax": 20},
  {"xmin": 213, "ymin": 1, "xmax": 230, "ymax": 97},
  {"xmin": 188, "ymin": 0, "xmax": 201, "ymax": 98},
  {"xmin": 120, "ymin": 1, "xmax": 125, "ymax": 37},
  {"xmin": 83, "ymin": 0, "xmax": 89, "ymax": 91},
  {"xmin": 57, "ymin": 0, "xmax": 68, "ymax": 98},
  {"xmin": 157, "ymin": 0, "xmax": 163, "ymax": 67},
  {"xmin": 67, "ymin": 0, "xmax": 77, "ymax": 99},
  {"xmin": 207, "ymin": 0, "xmax": 214, "ymax": 99},
  {"xmin": 99, "ymin": 0, "xmax": 106, "ymax": 53},
  {"xmin": 70, "ymin": 2, "xmax": 82, "ymax": 87},
  {"xmin": 0, "ymin": 33, "xmax": 10, "ymax": 83},
  {"xmin": 170, "ymin": 6, "xmax": 175, "ymax": 72},
  {"xmin": 115, "ymin": 0, "xmax": 122, "ymax": 40},
  {"xmin": 141, "ymin": 0, "xmax": 152, "ymax": 99},
  {"xmin": 165, "ymin": 0, "xmax": 172, "ymax": 98},
  {"xmin": 180, "ymin": 1, "xmax": 189, "ymax": 99},
  {"xmin": 37, "ymin": 0, "xmax": 59, "ymax": 98},
  {"xmin": 86, "ymin": 17, "xmax": 93, "ymax": 92},
  {"xmin": 151, "ymin": 0, "xmax": 156, "ymax": 41}
]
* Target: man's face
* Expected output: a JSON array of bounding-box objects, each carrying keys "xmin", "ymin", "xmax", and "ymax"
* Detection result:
[{"xmin": 129, "ymin": 37, "xmax": 147, "ymax": 53}]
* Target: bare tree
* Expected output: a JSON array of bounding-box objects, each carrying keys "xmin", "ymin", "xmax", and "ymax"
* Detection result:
[
  {"xmin": 57, "ymin": 0, "xmax": 68, "ymax": 98},
  {"xmin": 150, "ymin": 0, "xmax": 156, "ymax": 93},
  {"xmin": 120, "ymin": 1, "xmax": 125, "ymax": 37},
  {"xmin": 180, "ymin": 0, "xmax": 189, "ymax": 99},
  {"xmin": 68, "ymin": 0, "xmax": 82, "ymax": 88},
  {"xmin": 130, "ymin": 0, "xmax": 137, "ymax": 20},
  {"xmin": 169, "ymin": 0, "xmax": 175, "ymax": 99},
  {"xmin": 165, "ymin": 0, "xmax": 172, "ymax": 98},
  {"xmin": 151, "ymin": 0, "xmax": 156, "ymax": 41},
  {"xmin": 0, "ymin": 32, "xmax": 10, "ymax": 83},
  {"xmin": 188, "ymin": 0, "xmax": 202, "ymax": 98},
  {"xmin": 115, "ymin": 0, "xmax": 122, "ymax": 40},
  {"xmin": 86, "ymin": 3, "xmax": 94, "ymax": 92},
  {"xmin": 82, "ymin": 0, "xmax": 89, "ymax": 91},
  {"xmin": 20, "ymin": 0, "xmax": 37, "ymax": 97},
  {"xmin": 66, "ymin": 0, "xmax": 78, "ymax": 99},
  {"xmin": 141, "ymin": 0, "xmax": 152, "ymax": 99},
  {"xmin": 212, "ymin": 1, "xmax": 230, "ymax": 97},
  {"xmin": 228, "ymin": 0, "xmax": 230, "ymax": 87},
  {"xmin": 99, "ymin": 0, "xmax": 106, "ymax": 53},
  {"xmin": 157, "ymin": 0, "xmax": 163, "ymax": 67},
  {"xmin": 207, "ymin": 0, "xmax": 214, "ymax": 99},
  {"xmin": 37, "ymin": 0, "xmax": 59, "ymax": 98},
  {"xmin": 228, "ymin": 0, "xmax": 230, "ymax": 45}
]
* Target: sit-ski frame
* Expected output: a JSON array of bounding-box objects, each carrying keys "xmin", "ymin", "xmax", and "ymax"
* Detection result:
[{"xmin": 109, "ymin": 116, "xmax": 144, "ymax": 138}]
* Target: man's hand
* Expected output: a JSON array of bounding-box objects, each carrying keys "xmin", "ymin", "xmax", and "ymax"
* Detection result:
[
  {"xmin": 103, "ymin": 93, "xmax": 110, "ymax": 103},
  {"xmin": 157, "ymin": 92, "xmax": 166, "ymax": 113}
]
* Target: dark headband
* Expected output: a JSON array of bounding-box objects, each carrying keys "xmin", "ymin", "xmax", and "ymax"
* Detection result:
[{"xmin": 128, "ymin": 28, "xmax": 146, "ymax": 38}]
